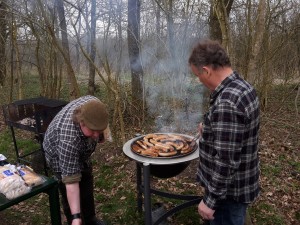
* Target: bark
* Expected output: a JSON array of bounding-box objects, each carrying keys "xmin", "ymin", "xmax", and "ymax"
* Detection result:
[
  {"xmin": 294, "ymin": 14, "xmax": 300, "ymax": 115},
  {"xmin": 0, "ymin": 0, "xmax": 8, "ymax": 87},
  {"xmin": 155, "ymin": 2, "xmax": 161, "ymax": 58},
  {"xmin": 54, "ymin": 0, "xmax": 80, "ymax": 99},
  {"xmin": 209, "ymin": 0, "xmax": 234, "ymax": 41},
  {"xmin": 10, "ymin": 16, "xmax": 23, "ymax": 99},
  {"xmin": 166, "ymin": 0, "xmax": 175, "ymax": 59},
  {"xmin": 209, "ymin": 0, "xmax": 222, "ymax": 41},
  {"xmin": 246, "ymin": 0, "xmax": 266, "ymax": 84},
  {"xmin": 212, "ymin": 0, "xmax": 233, "ymax": 54},
  {"xmin": 127, "ymin": 0, "xmax": 144, "ymax": 112},
  {"xmin": 115, "ymin": 0, "xmax": 123, "ymax": 79},
  {"xmin": 75, "ymin": 12, "xmax": 81, "ymax": 74},
  {"xmin": 87, "ymin": 0, "xmax": 96, "ymax": 95}
]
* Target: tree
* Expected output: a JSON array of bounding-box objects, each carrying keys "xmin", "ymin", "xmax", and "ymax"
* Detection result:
[
  {"xmin": 211, "ymin": 0, "xmax": 233, "ymax": 53},
  {"xmin": 127, "ymin": 0, "xmax": 144, "ymax": 120},
  {"xmin": 0, "ymin": 0, "xmax": 8, "ymax": 87},
  {"xmin": 209, "ymin": 0, "xmax": 233, "ymax": 42},
  {"xmin": 88, "ymin": 0, "xmax": 96, "ymax": 95},
  {"xmin": 55, "ymin": 0, "xmax": 80, "ymax": 99}
]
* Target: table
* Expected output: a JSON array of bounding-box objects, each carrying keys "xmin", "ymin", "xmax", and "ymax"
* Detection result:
[
  {"xmin": 0, "ymin": 176, "xmax": 61, "ymax": 225},
  {"xmin": 123, "ymin": 134, "xmax": 202, "ymax": 225}
]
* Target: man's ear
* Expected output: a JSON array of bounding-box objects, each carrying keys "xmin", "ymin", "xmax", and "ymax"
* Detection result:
[{"xmin": 202, "ymin": 66, "xmax": 209, "ymax": 75}]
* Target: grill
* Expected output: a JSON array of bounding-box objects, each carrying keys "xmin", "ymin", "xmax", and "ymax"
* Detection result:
[
  {"xmin": 2, "ymin": 97, "xmax": 67, "ymax": 133},
  {"xmin": 2, "ymin": 97, "xmax": 68, "ymax": 174},
  {"xmin": 123, "ymin": 134, "xmax": 202, "ymax": 225},
  {"xmin": 124, "ymin": 133, "xmax": 198, "ymax": 178}
]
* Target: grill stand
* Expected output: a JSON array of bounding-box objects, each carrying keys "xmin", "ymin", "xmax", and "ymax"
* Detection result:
[
  {"xmin": 136, "ymin": 162, "xmax": 202, "ymax": 225},
  {"xmin": 123, "ymin": 135, "xmax": 205, "ymax": 225}
]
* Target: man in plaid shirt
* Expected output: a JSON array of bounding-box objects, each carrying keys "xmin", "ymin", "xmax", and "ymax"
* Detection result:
[
  {"xmin": 43, "ymin": 95, "xmax": 109, "ymax": 225},
  {"xmin": 189, "ymin": 40, "xmax": 260, "ymax": 225}
]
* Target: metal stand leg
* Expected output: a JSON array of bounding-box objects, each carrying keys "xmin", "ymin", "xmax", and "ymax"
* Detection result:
[
  {"xmin": 136, "ymin": 162, "xmax": 202, "ymax": 225},
  {"xmin": 47, "ymin": 183, "xmax": 62, "ymax": 225},
  {"xmin": 143, "ymin": 163, "xmax": 152, "ymax": 225},
  {"xmin": 136, "ymin": 162, "xmax": 143, "ymax": 212}
]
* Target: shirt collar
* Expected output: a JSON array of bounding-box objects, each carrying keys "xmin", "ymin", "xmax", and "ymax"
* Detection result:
[{"xmin": 210, "ymin": 71, "xmax": 239, "ymax": 105}]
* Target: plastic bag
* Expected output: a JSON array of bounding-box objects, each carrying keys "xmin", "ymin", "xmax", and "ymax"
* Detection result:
[{"xmin": 0, "ymin": 174, "xmax": 31, "ymax": 200}]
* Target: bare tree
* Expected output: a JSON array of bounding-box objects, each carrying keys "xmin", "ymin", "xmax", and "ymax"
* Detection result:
[
  {"xmin": 211, "ymin": 0, "xmax": 233, "ymax": 53},
  {"xmin": 128, "ymin": 0, "xmax": 144, "ymax": 120},
  {"xmin": 0, "ymin": 0, "xmax": 8, "ymax": 87},
  {"xmin": 209, "ymin": 0, "xmax": 233, "ymax": 42},
  {"xmin": 53, "ymin": 0, "xmax": 80, "ymax": 99},
  {"xmin": 11, "ymin": 17, "xmax": 23, "ymax": 99},
  {"xmin": 245, "ymin": 0, "xmax": 266, "ymax": 83},
  {"xmin": 87, "ymin": 0, "xmax": 96, "ymax": 95}
]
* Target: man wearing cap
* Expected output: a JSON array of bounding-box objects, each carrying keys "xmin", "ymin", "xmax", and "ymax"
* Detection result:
[{"xmin": 43, "ymin": 95, "xmax": 109, "ymax": 225}]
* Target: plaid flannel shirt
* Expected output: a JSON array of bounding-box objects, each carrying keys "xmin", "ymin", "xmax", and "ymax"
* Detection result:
[
  {"xmin": 197, "ymin": 72, "xmax": 260, "ymax": 209},
  {"xmin": 43, "ymin": 96, "xmax": 99, "ymax": 178}
]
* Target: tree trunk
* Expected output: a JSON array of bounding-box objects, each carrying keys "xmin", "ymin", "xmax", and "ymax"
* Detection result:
[
  {"xmin": 209, "ymin": 0, "xmax": 233, "ymax": 42},
  {"xmin": 87, "ymin": 0, "xmax": 96, "ymax": 95},
  {"xmin": 246, "ymin": 0, "xmax": 266, "ymax": 84},
  {"xmin": 55, "ymin": 0, "xmax": 80, "ymax": 99},
  {"xmin": 212, "ymin": 0, "xmax": 233, "ymax": 54},
  {"xmin": 155, "ymin": 2, "xmax": 161, "ymax": 59},
  {"xmin": 0, "ymin": 0, "xmax": 8, "ymax": 87},
  {"xmin": 166, "ymin": 0, "xmax": 175, "ymax": 59},
  {"xmin": 127, "ymin": 0, "xmax": 144, "ymax": 118},
  {"xmin": 11, "ymin": 19, "xmax": 23, "ymax": 99}
]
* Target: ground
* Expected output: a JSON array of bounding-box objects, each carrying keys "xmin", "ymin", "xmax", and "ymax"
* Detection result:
[{"xmin": 0, "ymin": 84, "xmax": 299, "ymax": 225}]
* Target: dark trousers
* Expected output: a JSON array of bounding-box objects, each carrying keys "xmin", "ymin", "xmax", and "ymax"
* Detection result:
[
  {"xmin": 55, "ymin": 164, "xmax": 96, "ymax": 225},
  {"xmin": 210, "ymin": 199, "xmax": 248, "ymax": 225}
]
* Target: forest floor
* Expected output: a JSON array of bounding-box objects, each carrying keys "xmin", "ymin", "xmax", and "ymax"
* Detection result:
[{"xmin": 0, "ymin": 84, "xmax": 299, "ymax": 225}]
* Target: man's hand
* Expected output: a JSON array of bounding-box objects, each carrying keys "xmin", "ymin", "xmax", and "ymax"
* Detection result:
[
  {"xmin": 198, "ymin": 199, "xmax": 215, "ymax": 220},
  {"xmin": 198, "ymin": 122, "xmax": 204, "ymax": 137},
  {"xmin": 71, "ymin": 218, "xmax": 82, "ymax": 225}
]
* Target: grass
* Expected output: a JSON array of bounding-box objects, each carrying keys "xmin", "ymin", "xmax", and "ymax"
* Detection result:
[
  {"xmin": 1, "ymin": 73, "xmax": 299, "ymax": 225},
  {"xmin": 249, "ymin": 203, "xmax": 285, "ymax": 225}
]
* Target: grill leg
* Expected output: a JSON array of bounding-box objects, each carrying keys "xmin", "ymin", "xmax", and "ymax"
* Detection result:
[
  {"xmin": 143, "ymin": 163, "xmax": 152, "ymax": 225},
  {"xmin": 136, "ymin": 162, "xmax": 143, "ymax": 212}
]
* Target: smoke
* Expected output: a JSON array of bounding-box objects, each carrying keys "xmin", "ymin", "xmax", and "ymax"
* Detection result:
[{"xmin": 139, "ymin": 39, "xmax": 205, "ymax": 135}]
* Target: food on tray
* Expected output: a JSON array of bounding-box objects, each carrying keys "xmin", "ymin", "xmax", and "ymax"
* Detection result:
[
  {"xmin": 0, "ymin": 167, "xmax": 32, "ymax": 200},
  {"xmin": 0, "ymin": 164, "xmax": 45, "ymax": 199},
  {"xmin": 19, "ymin": 166, "xmax": 45, "ymax": 187},
  {"xmin": 0, "ymin": 175, "xmax": 31, "ymax": 199},
  {"xmin": 131, "ymin": 133, "xmax": 195, "ymax": 158}
]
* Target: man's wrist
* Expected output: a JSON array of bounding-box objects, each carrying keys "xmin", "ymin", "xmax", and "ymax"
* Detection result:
[{"xmin": 71, "ymin": 213, "xmax": 81, "ymax": 220}]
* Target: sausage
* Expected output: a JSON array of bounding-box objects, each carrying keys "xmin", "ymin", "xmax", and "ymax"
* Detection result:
[
  {"xmin": 136, "ymin": 140, "xmax": 148, "ymax": 149},
  {"xmin": 140, "ymin": 148, "xmax": 159, "ymax": 157},
  {"xmin": 143, "ymin": 137, "xmax": 155, "ymax": 147},
  {"xmin": 144, "ymin": 134, "xmax": 158, "ymax": 140},
  {"xmin": 153, "ymin": 134, "xmax": 171, "ymax": 142},
  {"xmin": 132, "ymin": 134, "xmax": 194, "ymax": 157},
  {"xmin": 158, "ymin": 150, "xmax": 177, "ymax": 157},
  {"xmin": 162, "ymin": 141, "xmax": 184, "ymax": 150},
  {"xmin": 132, "ymin": 144, "xmax": 142, "ymax": 153},
  {"xmin": 153, "ymin": 142, "xmax": 175, "ymax": 151}
]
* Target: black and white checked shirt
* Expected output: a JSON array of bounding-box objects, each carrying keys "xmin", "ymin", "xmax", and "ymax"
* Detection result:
[
  {"xmin": 197, "ymin": 72, "xmax": 260, "ymax": 209},
  {"xmin": 43, "ymin": 96, "xmax": 99, "ymax": 178}
]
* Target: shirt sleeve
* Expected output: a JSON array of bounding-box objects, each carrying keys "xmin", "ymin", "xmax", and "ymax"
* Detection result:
[
  {"xmin": 203, "ymin": 101, "xmax": 245, "ymax": 209},
  {"xmin": 57, "ymin": 136, "xmax": 82, "ymax": 177}
]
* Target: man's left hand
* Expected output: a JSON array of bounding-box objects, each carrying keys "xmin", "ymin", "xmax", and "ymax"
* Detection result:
[{"xmin": 198, "ymin": 200, "xmax": 215, "ymax": 220}]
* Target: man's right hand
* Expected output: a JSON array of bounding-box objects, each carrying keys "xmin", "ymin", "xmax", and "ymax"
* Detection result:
[{"xmin": 198, "ymin": 122, "xmax": 204, "ymax": 137}]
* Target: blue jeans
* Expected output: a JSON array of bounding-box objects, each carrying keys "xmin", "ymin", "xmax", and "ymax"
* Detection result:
[{"xmin": 209, "ymin": 199, "xmax": 248, "ymax": 225}]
